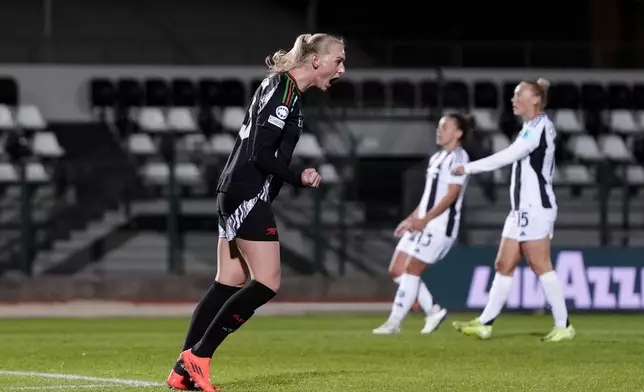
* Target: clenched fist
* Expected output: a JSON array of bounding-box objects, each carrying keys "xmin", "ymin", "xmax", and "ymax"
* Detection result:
[{"xmin": 301, "ymin": 168, "xmax": 322, "ymax": 188}]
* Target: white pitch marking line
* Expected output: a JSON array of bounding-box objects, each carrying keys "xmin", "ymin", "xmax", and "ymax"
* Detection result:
[
  {"xmin": 0, "ymin": 370, "xmax": 164, "ymax": 387},
  {"xmin": 4, "ymin": 384, "xmax": 114, "ymax": 391}
]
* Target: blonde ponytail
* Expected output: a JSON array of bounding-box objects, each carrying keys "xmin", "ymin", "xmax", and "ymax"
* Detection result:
[{"xmin": 265, "ymin": 33, "xmax": 344, "ymax": 75}]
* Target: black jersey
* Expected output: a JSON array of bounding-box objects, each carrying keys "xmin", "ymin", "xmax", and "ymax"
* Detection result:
[{"xmin": 216, "ymin": 72, "xmax": 305, "ymax": 201}]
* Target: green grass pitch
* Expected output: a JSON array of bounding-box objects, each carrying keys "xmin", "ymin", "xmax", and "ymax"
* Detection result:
[{"xmin": 0, "ymin": 313, "xmax": 642, "ymax": 391}]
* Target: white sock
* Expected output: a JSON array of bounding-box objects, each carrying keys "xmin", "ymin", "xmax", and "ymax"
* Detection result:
[
  {"xmin": 388, "ymin": 273, "xmax": 421, "ymax": 324},
  {"xmin": 539, "ymin": 270, "xmax": 569, "ymax": 328},
  {"xmin": 392, "ymin": 275, "xmax": 402, "ymax": 285},
  {"xmin": 478, "ymin": 273, "xmax": 513, "ymax": 325},
  {"xmin": 417, "ymin": 281, "xmax": 434, "ymax": 315}
]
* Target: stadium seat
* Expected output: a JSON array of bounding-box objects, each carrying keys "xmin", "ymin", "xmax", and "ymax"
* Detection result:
[
  {"xmin": 390, "ymin": 80, "xmax": 416, "ymax": 108},
  {"xmin": 218, "ymin": 78, "xmax": 246, "ymax": 107},
  {"xmin": 471, "ymin": 109, "xmax": 499, "ymax": 132},
  {"xmin": 328, "ymin": 80, "xmax": 356, "ymax": 108},
  {"xmin": 198, "ymin": 78, "xmax": 219, "ymax": 107},
  {"xmin": 221, "ymin": 107, "xmax": 245, "ymax": 132},
  {"xmin": 197, "ymin": 107, "xmax": 220, "ymax": 137},
  {"xmin": 293, "ymin": 134, "xmax": 324, "ymax": 159},
  {"xmin": 171, "ymin": 78, "xmax": 197, "ymax": 107},
  {"xmin": 561, "ymin": 164, "xmax": 592, "ymax": 185},
  {"xmin": 607, "ymin": 83, "xmax": 632, "ymax": 109},
  {"xmin": 0, "ymin": 77, "xmax": 18, "ymax": 106},
  {"xmin": 0, "ymin": 104, "xmax": 16, "ymax": 129},
  {"xmin": 609, "ymin": 110, "xmax": 639, "ymax": 134},
  {"xmin": 89, "ymin": 78, "xmax": 116, "ymax": 108},
  {"xmin": 490, "ymin": 133, "xmax": 510, "ymax": 152},
  {"xmin": 361, "ymin": 79, "xmax": 386, "ymax": 108},
  {"xmin": 140, "ymin": 162, "xmax": 201, "ymax": 185},
  {"xmin": 499, "ymin": 110, "xmax": 520, "ymax": 138},
  {"xmin": 182, "ymin": 133, "xmax": 207, "ymax": 153},
  {"xmin": 167, "ymin": 107, "xmax": 197, "ymax": 132},
  {"xmin": 16, "ymin": 105, "xmax": 46, "ymax": 130},
  {"xmin": 581, "ymin": 83, "xmax": 608, "ymax": 111},
  {"xmin": 175, "ymin": 162, "xmax": 202, "ymax": 185},
  {"xmin": 26, "ymin": 161, "xmax": 49, "ymax": 183},
  {"xmin": 633, "ymin": 83, "xmax": 644, "ymax": 113},
  {"xmin": 598, "ymin": 134, "xmax": 632, "ymax": 161},
  {"xmin": 419, "ymin": 80, "xmax": 438, "ymax": 109},
  {"xmin": 626, "ymin": 165, "xmax": 644, "ymax": 185},
  {"xmin": 553, "ymin": 110, "xmax": 584, "ymax": 133},
  {"xmin": 567, "ymin": 134, "xmax": 603, "ymax": 161},
  {"xmin": 442, "ymin": 81, "xmax": 469, "ymax": 109},
  {"xmin": 127, "ymin": 133, "xmax": 156, "ymax": 155},
  {"xmin": 0, "ymin": 162, "xmax": 17, "ymax": 182},
  {"xmin": 0, "ymin": 133, "xmax": 5, "ymax": 157},
  {"xmin": 32, "ymin": 132, "xmax": 64, "ymax": 157},
  {"xmin": 473, "ymin": 81, "xmax": 498, "ymax": 109},
  {"xmin": 116, "ymin": 79, "xmax": 143, "ymax": 108},
  {"xmin": 502, "ymin": 81, "xmax": 521, "ymax": 111},
  {"xmin": 210, "ymin": 133, "xmax": 235, "ymax": 155},
  {"xmin": 145, "ymin": 78, "xmax": 169, "ymax": 107},
  {"xmin": 318, "ymin": 163, "xmax": 340, "ymax": 184},
  {"xmin": 137, "ymin": 107, "xmax": 167, "ymax": 132},
  {"xmin": 550, "ymin": 83, "xmax": 581, "ymax": 109}
]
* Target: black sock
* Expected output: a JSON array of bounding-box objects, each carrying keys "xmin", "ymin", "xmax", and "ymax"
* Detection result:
[
  {"xmin": 173, "ymin": 281, "xmax": 241, "ymax": 375},
  {"xmin": 191, "ymin": 280, "xmax": 276, "ymax": 358}
]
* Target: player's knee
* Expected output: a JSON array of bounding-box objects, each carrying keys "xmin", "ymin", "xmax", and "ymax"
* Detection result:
[
  {"xmin": 523, "ymin": 240, "xmax": 553, "ymax": 275},
  {"xmin": 494, "ymin": 257, "xmax": 516, "ymax": 275},
  {"xmin": 404, "ymin": 258, "xmax": 426, "ymax": 275},
  {"xmin": 389, "ymin": 263, "xmax": 404, "ymax": 279},
  {"xmin": 252, "ymin": 271, "xmax": 281, "ymax": 293}
]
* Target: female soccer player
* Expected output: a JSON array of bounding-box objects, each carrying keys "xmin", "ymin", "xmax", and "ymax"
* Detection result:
[
  {"xmin": 372, "ymin": 113, "xmax": 472, "ymax": 335},
  {"xmin": 166, "ymin": 33, "xmax": 346, "ymax": 392},
  {"xmin": 451, "ymin": 78, "xmax": 575, "ymax": 342}
]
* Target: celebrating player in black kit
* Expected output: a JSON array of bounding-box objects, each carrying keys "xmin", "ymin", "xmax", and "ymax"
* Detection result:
[{"xmin": 166, "ymin": 33, "xmax": 346, "ymax": 392}]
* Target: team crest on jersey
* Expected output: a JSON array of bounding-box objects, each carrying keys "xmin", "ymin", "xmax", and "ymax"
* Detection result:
[{"xmin": 275, "ymin": 105, "xmax": 289, "ymax": 120}]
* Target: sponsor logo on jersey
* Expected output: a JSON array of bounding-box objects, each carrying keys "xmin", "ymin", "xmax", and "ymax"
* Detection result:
[{"xmin": 268, "ymin": 115, "xmax": 285, "ymax": 129}]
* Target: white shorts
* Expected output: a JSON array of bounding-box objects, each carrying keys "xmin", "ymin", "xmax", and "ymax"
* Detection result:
[
  {"xmin": 501, "ymin": 208, "xmax": 557, "ymax": 242},
  {"xmin": 394, "ymin": 227, "xmax": 455, "ymax": 265}
]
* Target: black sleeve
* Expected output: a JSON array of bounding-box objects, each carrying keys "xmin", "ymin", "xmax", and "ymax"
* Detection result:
[{"xmin": 250, "ymin": 77, "xmax": 305, "ymax": 187}]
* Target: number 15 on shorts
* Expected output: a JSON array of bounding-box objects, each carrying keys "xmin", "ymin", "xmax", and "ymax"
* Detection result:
[{"xmin": 516, "ymin": 211, "xmax": 529, "ymax": 228}]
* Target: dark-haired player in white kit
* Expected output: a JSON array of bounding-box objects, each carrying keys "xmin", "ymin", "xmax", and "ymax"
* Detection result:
[
  {"xmin": 373, "ymin": 113, "xmax": 473, "ymax": 335},
  {"xmin": 451, "ymin": 78, "xmax": 575, "ymax": 342}
]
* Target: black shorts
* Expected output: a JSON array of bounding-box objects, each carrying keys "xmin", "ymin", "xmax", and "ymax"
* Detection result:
[{"xmin": 217, "ymin": 192, "xmax": 279, "ymax": 242}]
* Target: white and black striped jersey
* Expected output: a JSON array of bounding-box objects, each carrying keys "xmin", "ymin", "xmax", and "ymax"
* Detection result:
[
  {"xmin": 464, "ymin": 113, "xmax": 557, "ymax": 210},
  {"xmin": 417, "ymin": 147, "xmax": 470, "ymax": 238}
]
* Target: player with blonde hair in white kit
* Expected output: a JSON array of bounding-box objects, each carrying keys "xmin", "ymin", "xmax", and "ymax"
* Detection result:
[
  {"xmin": 451, "ymin": 78, "xmax": 575, "ymax": 342},
  {"xmin": 373, "ymin": 113, "xmax": 473, "ymax": 335}
]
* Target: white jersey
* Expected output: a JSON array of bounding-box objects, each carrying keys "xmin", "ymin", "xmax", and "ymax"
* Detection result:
[
  {"xmin": 464, "ymin": 113, "xmax": 557, "ymax": 210},
  {"xmin": 417, "ymin": 147, "xmax": 470, "ymax": 238}
]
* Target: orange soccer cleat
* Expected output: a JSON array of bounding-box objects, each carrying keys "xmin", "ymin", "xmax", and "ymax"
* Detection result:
[
  {"xmin": 179, "ymin": 349, "xmax": 220, "ymax": 392},
  {"xmin": 166, "ymin": 367, "xmax": 197, "ymax": 391}
]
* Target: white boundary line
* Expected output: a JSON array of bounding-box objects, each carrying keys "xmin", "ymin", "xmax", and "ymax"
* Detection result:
[
  {"xmin": 0, "ymin": 370, "xmax": 164, "ymax": 387},
  {"xmin": 4, "ymin": 384, "xmax": 113, "ymax": 390}
]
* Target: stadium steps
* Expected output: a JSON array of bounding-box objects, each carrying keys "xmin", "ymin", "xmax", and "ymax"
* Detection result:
[
  {"xmin": 76, "ymin": 232, "xmax": 303, "ymax": 276},
  {"xmin": 32, "ymin": 210, "xmax": 133, "ymax": 274}
]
